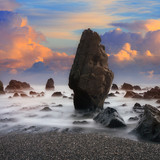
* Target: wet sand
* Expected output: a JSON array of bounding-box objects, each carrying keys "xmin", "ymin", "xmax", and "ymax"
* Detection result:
[{"xmin": 0, "ymin": 132, "xmax": 160, "ymax": 160}]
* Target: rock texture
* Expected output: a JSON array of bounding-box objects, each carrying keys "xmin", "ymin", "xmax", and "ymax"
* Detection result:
[
  {"xmin": 69, "ymin": 29, "xmax": 114, "ymax": 111},
  {"xmin": 46, "ymin": 78, "xmax": 54, "ymax": 90},
  {"xmin": 0, "ymin": 80, "xmax": 5, "ymax": 94},
  {"xmin": 5, "ymin": 80, "xmax": 32, "ymax": 91},
  {"xmin": 133, "ymin": 85, "xmax": 141, "ymax": 90},
  {"xmin": 124, "ymin": 91, "xmax": 142, "ymax": 98},
  {"xmin": 121, "ymin": 83, "xmax": 133, "ymax": 90},
  {"xmin": 94, "ymin": 107, "xmax": 126, "ymax": 128},
  {"xmin": 135, "ymin": 104, "xmax": 160, "ymax": 142}
]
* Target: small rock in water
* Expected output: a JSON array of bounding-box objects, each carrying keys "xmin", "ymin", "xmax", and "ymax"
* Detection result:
[
  {"xmin": 133, "ymin": 103, "xmax": 144, "ymax": 113},
  {"xmin": 108, "ymin": 93, "xmax": 116, "ymax": 97},
  {"xmin": 115, "ymin": 91, "xmax": 120, "ymax": 94},
  {"xmin": 20, "ymin": 93, "xmax": 28, "ymax": 97},
  {"xmin": 133, "ymin": 85, "xmax": 141, "ymax": 90},
  {"xmin": 73, "ymin": 121, "xmax": 88, "ymax": 124},
  {"xmin": 128, "ymin": 116, "xmax": 139, "ymax": 121},
  {"xmin": 121, "ymin": 103, "xmax": 127, "ymax": 107},
  {"xmin": 104, "ymin": 102, "xmax": 110, "ymax": 104},
  {"xmin": 121, "ymin": 83, "xmax": 133, "ymax": 90},
  {"xmin": 41, "ymin": 107, "xmax": 52, "ymax": 111},
  {"xmin": 13, "ymin": 93, "xmax": 19, "ymax": 97},
  {"xmin": 111, "ymin": 84, "xmax": 119, "ymax": 90},
  {"xmin": 46, "ymin": 78, "xmax": 54, "ymax": 90},
  {"xmin": 52, "ymin": 92, "xmax": 63, "ymax": 97},
  {"xmin": 94, "ymin": 107, "xmax": 126, "ymax": 128},
  {"xmin": 56, "ymin": 104, "xmax": 63, "ymax": 107}
]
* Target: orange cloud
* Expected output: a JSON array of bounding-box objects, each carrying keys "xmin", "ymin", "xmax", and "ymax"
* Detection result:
[
  {"xmin": 145, "ymin": 50, "xmax": 153, "ymax": 57},
  {"xmin": 0, "ymin": 11, "xmax": 74, "ymax": 73},
  {"xmin": 114, "ymin": 43, "xmax": 137, "ymax": 61}
]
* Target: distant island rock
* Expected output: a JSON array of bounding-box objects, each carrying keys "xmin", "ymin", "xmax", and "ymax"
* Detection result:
[
  {"xmin": 69, "ymin": 29, "xmax": 114, "ymax": 111},
  {"xmin": 45, "ymin": 78, "xmax": 54, "ymax": 90},
  {"xmin": 5, "ymin": 80, "xmax": 32, "ymax": 92},
  {"xmin": 111, "ymin": 84, "xmax": 118, "ymax": 90},
  {"xmin": 0, "ymin": 80, "xmax": 5, "ymax": 94}
]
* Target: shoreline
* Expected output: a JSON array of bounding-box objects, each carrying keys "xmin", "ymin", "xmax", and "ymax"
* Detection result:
[{"xmin": 0, "ymin": 132, "xmax": 160, "ymax": 160}]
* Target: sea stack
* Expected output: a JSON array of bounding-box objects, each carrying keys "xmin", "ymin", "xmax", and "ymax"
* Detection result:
[
  {"xmin": 69, "ymin": 29, "xmax": 114, "ymax": 111},
  {"xmin": 0, "ymin": 80, "xmax": 5, "ymax": 94},
  {"xmin": 46, "ymin": 78, "xmax": 54, "ymax": 90}
]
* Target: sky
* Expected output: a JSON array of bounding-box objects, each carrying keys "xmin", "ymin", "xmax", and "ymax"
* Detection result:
[{"xmin": 0, "ymin": 0, "xmax": 160, "ymax": 84}]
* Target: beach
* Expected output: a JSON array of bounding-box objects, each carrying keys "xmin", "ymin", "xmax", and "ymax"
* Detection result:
[{"xmin": 0, "ymin": 132, "xmax": 160, "ymax": 160}]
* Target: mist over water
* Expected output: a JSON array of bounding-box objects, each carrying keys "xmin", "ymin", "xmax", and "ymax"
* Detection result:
[{"xmin": 0, "ymin": 84, "xmax": 159, "ymax": 141}]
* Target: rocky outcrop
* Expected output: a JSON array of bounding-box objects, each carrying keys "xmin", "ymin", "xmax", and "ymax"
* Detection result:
[
  {"xmin": 124, "ymin": 91, "xmax": 142, "ymax": 98},
  {"xmin": 69, "ymin": 29, "xmax": 114, "ymax": 111},
  {"xmin": 111, "ymin": 84, "xmax": 118, "ymax": 90},
  {"xmin": 46, "ymin": 78, "xmax": 54, "ymax": 90},
  {"xmin": 0, "ymin": 80, "xmax": 5, "ymax": 94},
  {"xmin": 94, "ymin": 107, "xmax": 126, "ymax": 128},
  {"xmin": 121, "ymin": 83, "xmax": 133, "ymax": 90},
  {"xmin": 133, "ymin": 103, "xmax": 144, "ymax": 113},
  {"xmin": 143, "ymin": 86, "xmax": 160, "ymax": 99},
  {"xmin": 135, "ymin": 104, "xmax": 160, "ymax": 142},
  {"xmin": 5, "ymin": 80, "xmax": 32, "ymax": 91},
  {"xmin": 133, "ymin": 85, "xmax": 141, "ymax": 90},
  {"xmin": 52, "ymin": 92, "xmax": 63, "ymax": 97}
]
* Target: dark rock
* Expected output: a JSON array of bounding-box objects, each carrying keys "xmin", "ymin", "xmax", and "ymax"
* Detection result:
[
  {"xmin": 52, "ymin": 92, "xmax": 63, "ymax": 97},
  {"xmin": 45, "ymin": 78, "xmax": 54, "ymax": 90},
  {"xmin": 124, "ymin": 91, "xmax": 142, "ymax": 98},
  {"xmin": 73, "ymin": 121, "xmax": 88, "ymax": 124},
  {"xmin": 144, "ymin": 86, "xmax": 160, "ymax": 99},
  {"xmin": 111, "ymin": 84, "xmax": 118, "ymax": 90},
  {"xmin": 121, "ymin": 83, "xmax": 133, "ymax": 90},
  {"xmin": 69, "ymin": 29, "xmax": 114, "ymax": 111},
  {"xmin": 30, "ymin": 91, "xmax": 37, "ymax": 95},
  {"xmin": 133, "ymin": 103, "xmax": 144, "ymax": 113},
  {"xmin": 135, "ymin": 104, "xmax": 160, "ymax": 142},
  {"xmin": 156, "ymin": 100, "xmax": 160, "ymax": 104},
  {"xmin": 20, "ymin": 93, "xmax": 28, "ymax": 97},
  {"xmin": 56, "ymin": 104, "xmax": 63, "ymax": 107},
  {"xmin": 71, "ymin": 93, "xmax": 74, "ymax": 97},
  {"xmin": 121, "ymin": 103, "xmax": 127, "ymax": 107},
  {"xmin": 115, "ymin": 91, "xmax": 120, "ymax": 94},
  {"xmin": 108, "ymin": 93, "xmax": 116, "ymax": 97},
  {"xmin": 69, "ymin": 97, "xmax": 73, "ymax": 99},
  {"xmin": 128, "ymin": 116, "xmax": 139, "ymax": 121},
  {"xmin": 5, "ymin": 80, "xmax": 32, "ymax": 91},
  {"xmin": 94, "ymin": 107, "xmax": 126, "ymax": 128},
  {"xmin": 133, "ymin": 85, "xmax": 141, "ymax": 90},
  {"xmin": 41, "ymin": 107, "xmax": 52, "ymax": 111},
  {"xmin": 8, "ymin": 96, "xmax": 12, "ymax": 99},
  {"xmin": 13, "ymin": 93, "xmax": 19, "ymax": 97},
  {"xmin": 40, "ymin": 92, "xmax": 45, "ymax": 96},
  {"xmin": 104, "ymin": 102, "xmax": 110, "ymax": 104},
  {"xmin": 0, "ymin": 80, "xmax": 5, "ymax": 94},
  {"xmin": 63, "ymin": 96, "xmax": 68, "ymax": 98}
]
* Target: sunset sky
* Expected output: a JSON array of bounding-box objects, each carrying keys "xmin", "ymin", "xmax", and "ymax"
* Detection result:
[{"xmin": 0, "ymin": 0, "xmax": 160, "ymax": 84}]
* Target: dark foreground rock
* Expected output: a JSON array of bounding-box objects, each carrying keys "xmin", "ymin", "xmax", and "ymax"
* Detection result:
[
  {"xmin": 121, "ymin": 83, "xmax": 133, "ymax": 90},
  {"xmin": 5, "ymin": 80, "xmax": 32, "ymax": 91},
  {"xmin": 135, "ymin": 104, "xmax": 160, "ymax": 142},
  {"xmin": 69, "ymin": 29, "xmax": 114, "ymax": 111},
  {"xmin": 111, "ymin": 84, "xmax": 118, "ymax": 90},
  {"xmin": 46, "ymin": 78, "xmax": 54, "ymax": 90},
  {"xmin": 52, "ymin": 92, "xmax": 63, "ymax": 97},
  {"xmin": 94, "ymin": 107, "xmax": 126, "ymax": 128},
  {"xmin": 0, "ymin": 80, "xmax": 5, "ymax": 94}
]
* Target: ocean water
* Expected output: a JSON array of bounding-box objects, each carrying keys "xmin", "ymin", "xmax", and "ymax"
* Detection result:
[{"xmin": 0, "ymin": 85, "xmax": 158, "ymax": 141}]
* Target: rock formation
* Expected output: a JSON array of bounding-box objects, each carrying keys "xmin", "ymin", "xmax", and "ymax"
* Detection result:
[
  {"xmin": 111, "ymin": 84, "xmax": 118, "ymax": 90},
  {"xmin": 121, "ymin": 83, "xmax": 133, "ymax": 90},
  {"xmin": 69, "ymin": 29, "xmax": 114, "ymax": 111},
  {"xmin": 46, "ymin": 78, "xmax": 54, "ymax": 90},
  {"xmin": 143, "ymin": 86, "xmax": 160, "ymax": 99},
  {"xmin": 0, "ymin": 80, "xmax": 5, "ymax": 94},
  {"xmin": 124, "ymin": 91, "xmax": 142, "ymax": 98},
  {"xmin": 5, "ymin": 80, "xmax": 32, "ymax": 92},
  {"xmin": 94, "ymin": 107, "xmax": 126, "ymax": 128},
  {"xmin": 135, "ymin": 104, "xmax": 160, "ymax": 142},
  {"xmin": 133, "ymin": 85, "xmax": 141, "ymax": 90}
]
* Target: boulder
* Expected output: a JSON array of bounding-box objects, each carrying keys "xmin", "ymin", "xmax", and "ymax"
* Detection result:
[
  {"xmin": 156, "ymin": 100, "xmax": 160, "ymax": 104},
  {"xmin": 124, "ymin": 91, "xmax": 142, "ymax": 98},
  {"xmin": 45, "ymin": 78, "xmax": 54, "ymax": 90},
  {"xmin": 133, "ymin": 85, "xmax": 141, "ymax": 90},
  {"xmin": 94, "ymin": 107, "xmax": 126, "ymax": 128},
  {"xmin": 144, "ymin": 86, "xmax": 160, "ymax": 99},
  {"xmin": 128, "ymin": 116, "xmax": 139, "ymax": 121},
  {"xmin": 0, "ymin": 80, "xmax": 5, "ymax": 94},
  {"xmin": 69, "ymin": 29, "xmax": 114, "ymax": 111},
  {"xmin": 108, "ymin": 93, "xmax": 116, "ymax": 97},
  {"xmin": 111, "ymin": 84, "xmax": 118, "ymax": 90},
  {"xmin": 135, "ymin": 104, "xmax": 160, "ymax": 142},
  {"xmin": 133, "ymin": 103, "xmax": 144, "ymax": 113},
  {"xmin": 13, "ymin": 93, "xmax": 19, "ymax": 97},
  {"xmin": 52, "ymin": 92, "xmax": 63, "ymax": 97},
  {"xmin": 30, "ymin": 91, "xmax": 37, "ymax": 95},
  {"xmin": 5, "ymin": 80, "xmax": 32, "ymax": 91},
  {"xmin": 20, "ymin": 93, "xmax": 28, "ymax": 97},
  {"xmin": 121, "ymin": 83, "xmax": 133, "ymax": 90},
  {"xmin": 41, "ymin": 107, "xmax": 52, "ymax": 111}
]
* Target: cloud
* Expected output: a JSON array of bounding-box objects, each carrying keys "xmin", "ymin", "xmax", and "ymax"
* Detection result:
[
  {"xmin": 111, "ymin": 19, "xmax": 160, "ymax": 32},
  {"xmin": 0, "ymin": 0, "xmax": 20, "ymax": 11},
  {"xmin": 0, "ymin": 11, "xmax": 74, "ymax": 74}
]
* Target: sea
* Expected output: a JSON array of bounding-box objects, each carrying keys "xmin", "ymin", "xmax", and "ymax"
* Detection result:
[{"xmin": 0, "ymin": 84, "xmax": 158, "ymax": 141}]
